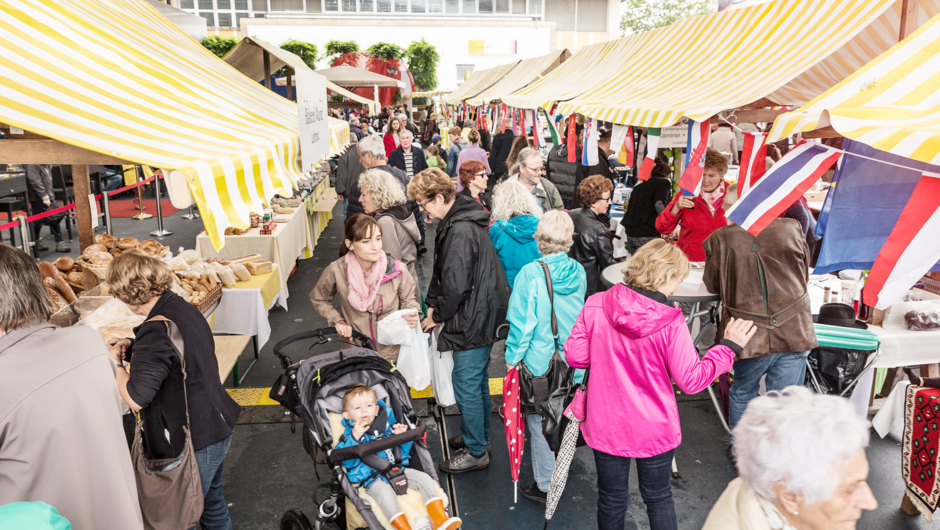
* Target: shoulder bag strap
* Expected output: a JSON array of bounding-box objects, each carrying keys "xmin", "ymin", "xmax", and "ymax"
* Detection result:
[
  {"xmin": 537, "ymin": 261, "xmax": 560, "ymax": 357},
  {"xmin": 145, "ymin": 315, "xmax": 192, "ymax": 429}
]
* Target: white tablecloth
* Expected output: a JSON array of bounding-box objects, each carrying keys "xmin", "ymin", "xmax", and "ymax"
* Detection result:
[
  {"xmin": 872, "ymin": 380, "xmax": 910, "ymax": 438},
  {"xmin": 207, "ymin": 271, "xmax": 286, "ymax": 350}
]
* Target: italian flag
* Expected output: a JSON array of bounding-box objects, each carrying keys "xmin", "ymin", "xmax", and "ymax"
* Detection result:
[{"xmin": 637, "ymin": 128, "xmax": 661, "ymax": 181}]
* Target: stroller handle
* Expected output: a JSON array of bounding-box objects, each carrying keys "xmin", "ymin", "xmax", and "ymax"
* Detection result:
[
  {"xmin": 328, "ymin": 419, "xmax": 427, "ymax": 464},
  {"xmin": 273, "ymin": 327, "xmax": 375, "ymax": 369}
]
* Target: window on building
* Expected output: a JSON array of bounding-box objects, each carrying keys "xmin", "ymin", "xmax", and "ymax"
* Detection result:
[
  {"xmin": 428, "ymin": 0, "xmax": 442, "ymax": 12},
  {"xmin": 198, "ymin": 0, "xmax": 213, "ymax": 8},
  {"xmin": 394, "ymin": 0, "xmax": 407, "ymax": 12},
  {"xmin": 376, "ymin": 0, "xmax": 391, "ymax": 11},
  {"xmin": 456, "ymin": 64, "xmax": 474, "ymax": 85},
  {"xmin": 252, "ymin": 0, "xmax": 267, "ymax": 10},
  {"xmin": 217, "ymin": 0, "xmax": 231, "ymax": 8},
  {"xmin": 527, "ymin": 0, "xmax": 541, "ymax": 15},
  {"xmin": 235, "ymin": 12, "xmax": 250, "ymax": 24},
  {"xmin": 360, "ymin": 0, "xmax": 374, "ymax": 11},
  {"xmin": 461, "ymin": 0, "xmax": 475, "ymax": 13},
  {"xmin": 324, "ymin": 0, "xmax": 338, "ymax": 9},
  {"xmin": 218, "ymin": 12, "xmax": 233, "ymax": 26},
  {"xmin": 342, "ymin": 0, "xmax": 356, "ymax": 10},
  {"xmin": 200, "ymin": 12, "xmax": 215, "ymax": 25},
  {"xmin": 478, "ymin": 0, "xmax": 491, "ymax": 13},
  {"xmin": 270, "ymin": 0, "xmax": 303, "ymax": 9},
  {"xmin": 496, "ymin": 0, "xmax": 509, "ymax": 12},
  {"xmin": 254, "ymin": 13, "xmax": 266, "ymax": 16},
  {"xmin": 180, "ymin": 0, "xmax": 195, "ymax": 8},
  {"xmin": 411, "ymin": 0, "xmax": 425, "ymax": 13},
  {"xmin": 445, "ymin": 0, "xmax": 458, "ymax": 12},
  {"xmin": 235, "ymin": 0, "xmax": 249, "ymax": 8}
]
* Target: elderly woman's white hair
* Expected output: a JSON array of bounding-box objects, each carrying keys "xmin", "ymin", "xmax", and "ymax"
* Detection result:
[
  {"xmin": 733, "ymin": 386, "xmax": 870, "ymax": 505},
  {"xmin": 534, "ymin": 210, "xmax": 574, "ymax": 255},
  {"xmin": 490, "ymin": 179, "xmax": 541, "ymax": 221},
  {"xmin": 357, "ymin": 134, "xmax": 386, "ymax": 159},
  {"xmin": 359, "ymin": 168, "xmax": 407, "ymax": 210}
]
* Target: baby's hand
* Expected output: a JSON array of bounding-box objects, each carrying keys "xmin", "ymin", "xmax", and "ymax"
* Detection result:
[{"xmin": 392, "ymin": 423, "xmax": 408, "ymax": 435}]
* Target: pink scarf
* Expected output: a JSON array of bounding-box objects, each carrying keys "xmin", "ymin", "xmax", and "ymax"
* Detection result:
[
  {"xmin": 344, "ymin": 251, "xmax": 388, "ymax": 312},
  {"xmin": 701, "ymin": 185, "xmax": 726, "ymax": 213}
]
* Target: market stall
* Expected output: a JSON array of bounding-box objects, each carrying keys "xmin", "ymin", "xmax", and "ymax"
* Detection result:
[{"xmin": 462, "ymin": 50, "xmax": 570, "ymax": 107}]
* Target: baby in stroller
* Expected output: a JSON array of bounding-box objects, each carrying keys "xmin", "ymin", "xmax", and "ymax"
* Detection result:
[{"xmin": 337, "ymin": 385, "xmax": 462, "ymax": 530}]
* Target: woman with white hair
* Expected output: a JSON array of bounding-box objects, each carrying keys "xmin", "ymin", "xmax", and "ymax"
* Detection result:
[
  {"xmin": 504, "ymin": 210, "xmax": 586, "ymax": 504},
  {"xmin": 359, "ymin": 168, "xmax": 421, "ymax": 290},
  {"xmin": 703, "ymin": 386, "xmax": 877, "ymax": 530},
  {"xmin": 489, "ymin": 179, "xmax": 542, "ymax": 288}
]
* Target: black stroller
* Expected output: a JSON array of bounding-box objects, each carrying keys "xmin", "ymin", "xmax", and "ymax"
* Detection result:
[{"xmin": 270, "ymin": 327, "xmax": 450, "ymax": 530}]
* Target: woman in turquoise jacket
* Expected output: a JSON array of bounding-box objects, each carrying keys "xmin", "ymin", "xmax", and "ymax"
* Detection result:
[
  {"xmin": 489, "ymin": 179, "xmax": 542, "ymax": 288},
  {"xmin": 504, "ymin": 210, "xmax": 587, "ymax": 504}
]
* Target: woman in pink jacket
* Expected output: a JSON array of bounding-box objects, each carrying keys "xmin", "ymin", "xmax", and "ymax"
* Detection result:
[{"xmin": 564, "ymin": 239, "xmax": 756, "ymax": 530}]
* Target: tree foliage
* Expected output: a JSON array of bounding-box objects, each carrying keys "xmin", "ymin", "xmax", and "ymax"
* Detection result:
[
  {"xmin": 405, "ymin": 39, "xmax": 440, "ymax": 92},
  {"xmin": 280, "ymin": 39, "xmax": 319, "ymax": 69},
  {"xmin": 620, "ymin": 0, "xmax": 715, "ymax": 36},
  {"xmin": 325, "ymin": 40, "xmax": 360, "ymax": 62},
  {"xmin": 366, "ymin": 42, "xmax": 405, "ymax": 61},
  {"xmin": 201, "ymin": 36, "xmax": 237, "ymax": 58}
]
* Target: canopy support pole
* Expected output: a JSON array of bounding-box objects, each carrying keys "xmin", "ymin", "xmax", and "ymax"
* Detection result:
[
  {"xmin": 72, "ymin": 164, "xmax": 98, "ymax": 289},
  {"xmin": 900, "ymin": 0, "xmax": 921, "ymax": 41},
  {"xmin": 286, "ymin": 67, "xmax": 293, "ymax": 101},
  {"xmin": 263, "ymin": 50, "xmax": 272, "ymax": 91}
]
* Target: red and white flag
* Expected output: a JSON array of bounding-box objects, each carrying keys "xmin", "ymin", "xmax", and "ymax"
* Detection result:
[
  {"xmin": 739, "ymin": 131, "xmax": 769, "ymax": 198},
  {"xmin": 865, "ymin": 174, "xmax": 940, "ymax": 310},
  {"xmin": 678, "ymin": 119, "xmax": 711, "ymax": 196},
  {"xmin": 637, "ymin": 128, "xmax": 661, "ymax": 181}
]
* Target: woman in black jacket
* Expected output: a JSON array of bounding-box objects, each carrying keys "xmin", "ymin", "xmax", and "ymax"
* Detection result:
[
  {"xmin": 407, "ymin": 167, "xmax": 511, "ymax": 475},
  {"xmin": 623, "ymin": 156, "xmax": 673, "ymax": 254},
  {"xmin": 106, "ymin": 251, "xmax": 240, "ymax": 530},
  {"xmin": 569, "ymin": 175, "xmax": 619, "ymax": 298}
]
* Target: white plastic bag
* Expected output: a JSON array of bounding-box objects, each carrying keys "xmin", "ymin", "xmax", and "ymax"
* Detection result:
[
  {"xmin": 377, "ymin": 310, "xmax": 431, "ymax": 390},
  {"xmin": 429, "ymin": 329, "xmax": 456, "ymax": 407}
]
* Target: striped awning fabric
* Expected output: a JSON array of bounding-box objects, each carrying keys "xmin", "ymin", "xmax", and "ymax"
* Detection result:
[
  {"xmin": 412, "ymin": 90, "xmax": 449, "ymax": 98},
  {"xmin": 328, "ymin": 117, "xmax": 350, "ymax": 156},
  {"xmin": 465, "ymin": 49, "xmax": 571, "ymax": 107},
  {"xmin": 443, "ymin": 61, "xmax": 521, "ymax": 105},
  {"xmin": 0, "ymin": 0, "xmax": 306, "ymax": 249},
  {"xmin": 769, "ymin": 11, "xmax": 940, "ymax": 164},
  {"xmin": 522, "ymin": 0, "xmax": 940, "ymax": 129}
]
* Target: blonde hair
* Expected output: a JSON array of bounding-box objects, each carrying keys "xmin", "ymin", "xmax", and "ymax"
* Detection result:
[
  {"xmin": 467, "ymin": 129, "xmax": 481, "ymax": 145},
  {"xmin": 622, "ymin": 239, "xmax": 690, "ymax": 291},
  {"xmin": 491, "ymin": 179, "xmax": 541, "ymax": 221},
  {"xmin": 342, "ymin": 384, "xmax": 377, "ymax": 411},
  {"xmin": 359, "ymin": 168, "xmax": 407, "ymax": 210},
  {"xmin": 407, "ymin": 167, "xmax": 456, "ymax": 203},
  {"xmin": 107, "ymin": 249, "xmax": 175, "ymax": 306},
  {"xmin": 534, "ymin": 210, "xmax": 574, "ymax": 255}
]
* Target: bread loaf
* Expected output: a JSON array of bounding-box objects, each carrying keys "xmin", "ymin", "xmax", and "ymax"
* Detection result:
[
  {"xmin": 38, "ymin": 261, "xmax": 60, "ymax": 280},
  {"xmin": 217, "ymin": 266, "xmax": 237, "ymax": 287},
  {"xmin": 245, "ymin": 261, "xmax": 273, "ymax": 275},
  {"xmin": 55, "ymin": 256, "xmax": 74, "ymax": 272},
  {"xmin": 67, "ymin": 272, "xmax": 84, "ymax": 285},
  {"xmin": 109, "ymin": 248, "xmax": 123, "ymax": 257},
  {"xmin": 231, "ymin": 264, "xmax": 251, "ymax": 282},
  {"xmin": 82, "ymin": 243, "xmax": 108, "ymax": 258},
  {"xmin": 227, "ymin": 253, "xmax": 262, "ymax": 265},
  {"xmin": 88, "ymin": 252, "xmax": 113, "ymax": 265},
  {"xmin": 138, "ymin": 239, "xmax": 163, "ymax": 256},
  {"xmin": 46, "ymin": 286, "xmax": 68, "ymax": 312},
  {"xmin": 117, "ymin": 237, "xmax": 139, "ymax": 250},
  {"xmin": 95, "ymin": 233, "xmax": 118, "ymax": 249},
  {"xmin": 55, "ymin": 275, "xmax": 76, "ymax": 303}
]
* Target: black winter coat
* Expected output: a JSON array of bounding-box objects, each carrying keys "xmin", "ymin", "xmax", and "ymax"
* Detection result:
[
  {"xmin": 575, "ymin": 147, "xmax": 613, "ymax": 207},
  {"xmin": 458, "ymin": 186, "xmax": 491, "ymax": 211},
  {"xmin": 568, "ymin": 208, "xmax": 618, "ymax": 298},
  {"xmin": 489, "ymin": 131, "xmax": 516, "ymax": 174},
  {"xmin": 337, "ymin": 142, "xmax": 366, "ymax": 215},
  {"xmin": 126, "ymin": 291, "xmax": 240, "ymax": 459},
  {"xmin": 426, "ymin": 194, "xmax": 510, "ymax": 351},
  {"xmin": 623, "ymin": 177, "xmax": 672, "ymax": 238},
  {"xmin": 388, "ymin": 146, "xmax": 429, "ymax": 178},
  {"xmin": 545, "ymin": 143, "xmax": 581, "ymax": 210}
]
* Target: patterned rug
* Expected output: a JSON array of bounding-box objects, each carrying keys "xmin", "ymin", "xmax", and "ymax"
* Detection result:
[{"xmin": 903, "ymin": 384, "xmax": 940, "ymax": 522}]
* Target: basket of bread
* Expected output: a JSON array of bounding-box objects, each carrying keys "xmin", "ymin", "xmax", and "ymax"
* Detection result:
[
  {"xmin": 38, "ymin": 258, "xmax": 86, "ymax": 313},
  {"xmin": 166, "ymin": 250, "xmax": 273, "ymax": 310},
  {"xmin": 173, "ymin": 272, "xmax": 223, "ymax": 313},
  {"xmin": 77, "ymin": 234, "xmax": 168, "ymax": 279}
]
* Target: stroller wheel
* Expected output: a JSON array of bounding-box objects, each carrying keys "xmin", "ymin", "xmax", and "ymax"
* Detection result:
[{"xmin": 280, "ymin": 509, "xmax": 314, "ymax": 530}]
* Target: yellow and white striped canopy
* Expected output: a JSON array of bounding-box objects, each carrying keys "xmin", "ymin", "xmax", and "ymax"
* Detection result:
[
  {"xmin": 328, "ymin": 117, "xmax": 351, "ymax": 156},
  {"xmin": 465, "ymin": 49, "xmax": 571, "ymax": 107},
  {"xmin": 443, "ymin": 61, "xmax": 520, "ymax": 106},
  {"xmin": 412, "ymin": 90, "xmax": 449, "ymax": 98},
  {"xmin": 769, "ymin": 11, "xmax": 940, "ymax": 164},
  {"xmin": 522, "ymin": 0, "xmax": 940, "ymax": 129},
  {"xmin": 0, "ymin": 0, "xmax": 307, "ymax": 249}
]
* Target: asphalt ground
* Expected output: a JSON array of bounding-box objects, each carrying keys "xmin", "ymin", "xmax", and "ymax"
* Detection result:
[{"xmin": 34, "ymin": 195, "xmax": 933, "ymax": 529}]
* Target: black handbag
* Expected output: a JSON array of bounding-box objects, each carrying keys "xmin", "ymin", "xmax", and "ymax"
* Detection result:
[
  {"xmin": 41, "ymin": 201, "xmax": 67, "ymax": 226},
  {"xmin": 540, "ymin": 368, "xmax": 589, "ymax": 452},
  {"xmin": 518, "ymin": 261, "xmax": 574, "ymax": 418}
]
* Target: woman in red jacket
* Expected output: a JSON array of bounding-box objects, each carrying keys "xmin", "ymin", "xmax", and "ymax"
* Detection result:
[
  {"xmin": 384, "ymin": 117, "xmax": 404, "ymax": 157},
  {"xmin": 654, "ymin": 148, "xmax": 729, "ymax": 263}
]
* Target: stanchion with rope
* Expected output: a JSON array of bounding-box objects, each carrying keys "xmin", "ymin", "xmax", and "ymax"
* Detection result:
[
  {"xmin": 181, "ymin": 204, "xmax": 200, "ymax": 220},
  {"xmin": 131, "ymin": 167, "xmax": 152, "ymax": 221},
  {"xmin": 149, "ymin": 169, "xmax": 171, "ymax": 237},
  {"xmin": 102, "ymin": 192, "xmax": 113, "ymax": 236},
  {"xmin": 18, "ymin": 217, "xmax": 31, "ymax": 256}
]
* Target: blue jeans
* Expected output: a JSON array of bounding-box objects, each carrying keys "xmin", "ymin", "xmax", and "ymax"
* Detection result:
[
  {"xmin": 526, "ymin": 413, "xmax": 555, "ymax": 492},
  {"xmin": 594, "ymin": 448, "xmax": 677, "ymax": 530},
  {"xmin": 29, "ymin": 200, "xmax": 63, "ymax": 243},
  {"xmin": 728, "ymin": 350, "xmax": 810, "ymax": 429},
  {"xmin": 452, "ymin": 345, "xmax": 492, "ymax": 457},
  {"xmin": 342, "ymin": 198, "xmax": 348, "ymax": 220},
  {"xmin": 192, "ymin": 434, "xmax": 234, "ymax": 530}
]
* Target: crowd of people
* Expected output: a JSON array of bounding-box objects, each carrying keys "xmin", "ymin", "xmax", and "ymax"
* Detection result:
[{"xmin": 0, "ymin": 105, "xmax": 878, "ymax": 530}]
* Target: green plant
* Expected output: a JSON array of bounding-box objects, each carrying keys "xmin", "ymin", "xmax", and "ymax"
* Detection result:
[
  {"xmin": 405, "ymin": 39, "xmax": 439, "ymax": 92},
  {"xmin": 201, "ymin": 35, "xmax": 237, "ymax": 58},
  {"xmin": 620, "ymin": 0, "xmax": 715, "ymax": 36},
  {"xmin": 280, "ymin": 39, "xmax": 319, "ymax": 70},
  {"xmin": 325, "ymin": 40, "xmax": 360, "ymax": 62},
  {"xmin": 366, "ymin": 42, "xmax": 405, "ymax": 61}
]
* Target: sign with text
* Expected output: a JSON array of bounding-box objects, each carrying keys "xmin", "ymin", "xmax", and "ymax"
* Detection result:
[
  {"xmin": 296, "ymin": 70, "xmax": 330, "ymax": 172},
  {"xmin": 659, "ymin": 126, "xmax": 688, "ymax": 148},
  {"xmin": 468, "ymin": 39, "xmax": 517, "ymax": 55}
]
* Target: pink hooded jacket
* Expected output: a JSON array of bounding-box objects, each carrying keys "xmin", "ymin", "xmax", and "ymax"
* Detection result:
[{"xmin": 564, "ymin": 283, "xmax": 735, "ymax": 458}]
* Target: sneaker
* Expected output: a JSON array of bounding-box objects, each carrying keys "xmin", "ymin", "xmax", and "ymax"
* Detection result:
[
  {"xmin": 520, "ymin": 482, "xmax": 547, "ymax": 504},
  {"xmin": 55, "ymin": 241, "xmax": 71, "ymax": 253},
  {"xmin": 438, "ymin": 449, "xmax": 489, "ymax": 475},
  {"xmin": 417, "ymin": 245, "xmax": 428, "ymax": 255},
  {"xmin": 447, "ymin": 436, "xmax": 491, "ymax": 454},
  {"xmin": 35, "ymin": 240, "xmax": 49, "ymax": 252}
]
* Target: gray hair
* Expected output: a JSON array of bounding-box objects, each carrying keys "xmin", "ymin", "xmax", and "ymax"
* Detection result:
[
  {"xmin": 491, "ymin": 179, "xmax": 540, "ymax": 221},
  {"xmin": 359, "ymin": 168, "xmax": 407, "ymax": 210},
  {"xmin": 733, "ymin": 386, "xmax": 870, "ymax": 504},
  {"xmin": 349, "ymin": 117, "xmax": 360, "ymax": 125},
  {"xmin": 511, "ymin": 147, "xmax": 542, "ymax": 175},
  {"xmin": 0, "ymin": 245, "xmax": 52, "ymax": 329},
  {"xmin": 400, "ymin": 129, "xmax": 414, "ymax": 140},
  {"xmin": 357, "ymin": 134, "xmax": 386, "ymax": 159},
  {"xmin": 534, "ymin": 210, "xmax": 574, "ymax": 255}
]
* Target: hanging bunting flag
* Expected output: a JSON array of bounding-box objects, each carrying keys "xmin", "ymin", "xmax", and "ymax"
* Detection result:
[
  {"xmin": 520, "ymin": 109, "xmax": 527, "ymax": 138},
  {"xmin": 567, "ymin": 114, "xmax": 578, "ymax": 163},
  {"xmin": 611, "ymin": 125, "xmax": 630, "ymax": 166},
  {"xmin": 621, "ymin": 126, "xmax": 635, "ymax": 166},
  {"xmin": 739, "ymin": 131, "xmax": 769, "ymax": 198},
  {"xmin": 500, "ymin": 103, "xmax": 507, "ymax": 134},
  {"xmin": 725, "ymin": 142, "xmax": 843, "ymax": 236},
  {"xmin": 637, "ymin": 128, "xmax": 662, "ymax": 181},
  {"xmin": 529, "ymin": 110, "xmax": 539, "ymax": 146},
  {"xmin": 583, "ymin": 118, "xmax": 599, "ymax": 166},
  {"xmin": 511, "ymin": 108, "xmax": 517, "ymax": 136},
  {"xmin": 540, "ymin": 109, "xmax": 559, "ymax": 146},
  {"xmin": 865, "ymin": 175, "xmax": 940, "ymax": 310},
  {"xmin": 678, "ymin": 119, "xmax": 712, "ymax": 196}
]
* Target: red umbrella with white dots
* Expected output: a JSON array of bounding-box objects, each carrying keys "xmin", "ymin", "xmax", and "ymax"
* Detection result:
[{"xmin": 503, "ymin": 366, "xmax": 524, "ymax": 503}]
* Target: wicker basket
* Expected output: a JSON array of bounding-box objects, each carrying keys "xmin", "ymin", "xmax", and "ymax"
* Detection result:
[
  {"xmin": 195, "ymin": 282, "xmax": 223, "ymax": 313},
  {"xmin": 76, "ymin": 257, "xmax": 110, "ymax": 280}
]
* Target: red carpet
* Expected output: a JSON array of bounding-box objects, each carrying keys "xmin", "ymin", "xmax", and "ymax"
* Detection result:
[{"xmin": 109, "ymin": 199, "xmax": 180, "ymax": 218}]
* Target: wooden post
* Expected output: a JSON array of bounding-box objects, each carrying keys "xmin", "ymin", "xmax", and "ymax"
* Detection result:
[
  {"xmin": 263, "ymin": 50, "xmax": 271, "ymax": 91},
  {"xmin": 285, "ymin": 66, "xmax": 293, "ymax": 101},
  {"xmin": 71, "ymin": 164, "xmax": 98, "ymax": 289},
  {"xmin": 900, "ymin": 0, "xmax": 921, "ymax": 41}
]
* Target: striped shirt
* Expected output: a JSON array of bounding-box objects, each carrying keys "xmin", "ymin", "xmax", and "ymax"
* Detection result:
[{"xmin": 403, "ymin": 149, "xmax": 414, "ymax": 179}]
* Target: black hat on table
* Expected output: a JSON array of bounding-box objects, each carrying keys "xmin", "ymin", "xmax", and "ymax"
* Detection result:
[{"xmin": 813, "ymin": 303, "xmax": 868, "ymax": 329}]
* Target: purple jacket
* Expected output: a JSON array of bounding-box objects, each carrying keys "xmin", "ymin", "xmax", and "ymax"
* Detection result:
[{"xmin": 564, "ymin": 283, "xmax": 734, "ymax": 458}]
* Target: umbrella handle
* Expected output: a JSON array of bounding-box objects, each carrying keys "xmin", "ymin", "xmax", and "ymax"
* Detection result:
[{"xmin": 514, "ymin": 481, "xmax": 517, "ymax": 504}]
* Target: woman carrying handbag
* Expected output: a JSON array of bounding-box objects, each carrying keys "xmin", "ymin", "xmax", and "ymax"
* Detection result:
[
  {"xmin": 106, "ymin": 251, "xmax": 241, "ymax": 530},
  {"xmin": 504, "ymin": 211, "xmax": 587, "ymax": 504}
]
